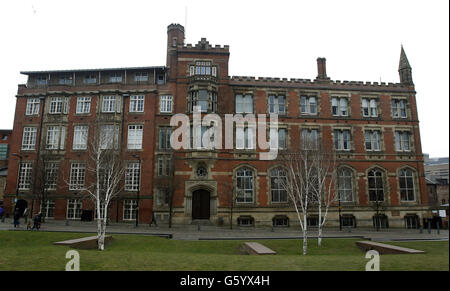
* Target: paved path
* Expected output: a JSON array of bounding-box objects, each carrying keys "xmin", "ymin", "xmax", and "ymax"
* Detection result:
[{"xmin": 0, "ymin": 218, "xmax": 448, "ymax": 241}]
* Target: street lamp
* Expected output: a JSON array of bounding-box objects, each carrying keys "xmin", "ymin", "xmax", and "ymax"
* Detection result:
[{"xmin": 132, "ymin": 154, "xmax": 141, "ymax": 227}]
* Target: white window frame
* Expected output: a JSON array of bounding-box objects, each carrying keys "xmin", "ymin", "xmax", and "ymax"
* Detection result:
[
  {"xmin": 235, "ymin": 94, "xmax": 253, "ymax": 114},
  {"xmin": 76, "ymin": 97, "xmax": 91, "ymax": 114},
  {"xmin": 22, "ymin": 127, "xmax": 37, "ymax": 150},
  {"xmin": 123, "ymin": 199, "xmax": 137, "ymax": 220},
  {"xmin": 69, "ymin": 163, "xmax": 85, "ymax": 190},
  {"xmin": 331, "ymin": 97, "xmax": 349, "ymax": 117},
  {"xmin": 66, "ymin": 199, "xmax": 82, "ymax": 219},
  {"xmin": 18, "ymin": 162, "xmax": 32, "ymax": 190},
  {"xmin": 40, "ymin": 200, "xmax": 55, "ymax": 218},
  {"xmin": 44, "ymin": 162, "xmax": 59, "ymax": 190},
  {"xmin": 49, "ymin": 97, "xmax": 68, "ymax": 114},
  {"xmin": 236, "ymin": 168, "xmax": 254, "ymax": 203},
  {"xmin": 102, "ymin": 95, "xmax": 121, "ymax": 113},
  {"xmin": 399, "ymin": 169, "xmax": 415, "ymax": 202},
  {"xmin": 46, "ymin": 126, "xmax": 66, "ymax": 150},
  {"xmin": 130, "ymin": 95, "xmax": 145, "ymax": 113},
  {"xmin": 392, "ymin": 99, "xmax": 407, "ymax": 118},
  {"xmin": 26, "ymin": 98, "xmax": 40, "ymax": 115},
  {"xmin": 395, "ymin": 131, "xmax": 411, "ymax": 152},
  {"xmin": 159, "ymin": 95, "xmax": 173, "ymax": 113},
  {"xmin": 334, "ymin": 129, "xmax": 351, "ymax": 151},
  {"xmin": 127, "ymin": 125, "xmax": 143, "ymax": 150},
  {"xmin": 268, "ymin": 95, "xmax": 286, "ymax": 114},
  {"xmin": 99, "ymin": 124, "xmax": 119, "ymax": 149},
  {"xmin": 364, "ymin": 130, "xmax": 381, "ymax": 151},
  {"xmin": 125, "ymin": 162, "xmax": 141, "ymax": 191},
  {"xmin": 73, "ymin": 125, "xmax": 88, "ymax": 150},
  {"xmin": 338, "ymin": 168, "xmax": 353, "ymax": 202}
]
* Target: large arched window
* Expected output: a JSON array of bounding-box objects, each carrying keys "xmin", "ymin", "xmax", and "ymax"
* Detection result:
[
  {"xmin": 368, "ymin": 169, "xmax": 384, "ymax": 202},
  {"xmin": 399, "ymin": 169, "xmax": 415, "ymax": 201},
  {"xmin": 338, "ymin": 168, "xmax": 353, "ymax": 202},
  {"xmin": 270, "ymin": 168, "xmax": 287, "ymax": 203},
  {"xmin": 236, "ymin": 167, "xmax": 254, "ymax": 203}
]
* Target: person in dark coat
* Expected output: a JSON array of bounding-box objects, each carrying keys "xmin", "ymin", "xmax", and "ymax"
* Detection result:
[
  {"xmin": 32, "ymin": 212, "xmax": 41, "ymax": 230},
  {"xmin": 13, "ymin": 208, "xmax": 20, "ymax": 228}
]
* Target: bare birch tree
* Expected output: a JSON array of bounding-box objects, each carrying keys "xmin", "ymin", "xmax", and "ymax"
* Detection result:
[
  {"xmin": 278, "ymin": 138, "xmax": 317, "ymax": 255},
  {"xmin": 308, "ymin": 142, "xmax": 337, "ymax": 247},
  {"xmin": 81, "ymin": 124, "xmax": 125, "ymax": 250}
]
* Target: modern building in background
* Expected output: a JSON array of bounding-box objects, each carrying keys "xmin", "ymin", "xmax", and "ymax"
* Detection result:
[
  {"xmin": 3, "ymin": 24, "xmax": 431, "ymax": 228},
  {"xmin": 424, "ymin": 154, "xmax": 449, "ymax": 206}
]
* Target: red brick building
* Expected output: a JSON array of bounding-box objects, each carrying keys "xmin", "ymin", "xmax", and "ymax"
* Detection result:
[{"xmin": 3, "ymin": 23, "xmax": 431, "ymax": 228}]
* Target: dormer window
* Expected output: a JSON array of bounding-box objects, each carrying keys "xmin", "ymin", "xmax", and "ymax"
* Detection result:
[
  {"xmin": 84, "ymin": 75, "xmax": 97, "ymax": 84},
  {"xmin": 135, "ymin": 72, "xmax": 148, "ymax": 82}
]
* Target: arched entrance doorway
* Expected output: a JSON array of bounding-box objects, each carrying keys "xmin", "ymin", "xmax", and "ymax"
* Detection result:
[{"xmin": 192, "ymin": 189, "xmax": 210, "ymax": 220}]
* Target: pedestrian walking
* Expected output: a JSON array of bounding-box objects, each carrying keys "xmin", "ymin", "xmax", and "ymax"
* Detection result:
[
  {"xmin": 149, "ymin": 212, "xmax": 158, "ymax": 227},
  {"xmin": 0, "ymin": 205, "xmax": 4, "ymax": 222},
  {"xmin": 32, "ymin": 212, "xmax": 41, "ymax": 230},
  {"xmin": 13, "ymin": 208, "xmax": 20, "ymax": 228}
]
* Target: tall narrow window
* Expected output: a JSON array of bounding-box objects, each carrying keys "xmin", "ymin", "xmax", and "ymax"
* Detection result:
[
  {"xmin": 22, "ymin": 127, "xmax": 37, "ymax": 150},
  {"xmin": 268, "ymin": 95, "xmax": 286, "ymax": 114},
  {"xmin": 399, "ymin": 169, "xmax": 415, "ymax": 201},
  {"xmin": 73, "ymin": 126, "xmax": 88, "ymax": 150},
  {"xmin": 99, "ymin": 124, "xmax": 119, "ymax": 149},
  {"xmin": 364, "ymin": 130, "xmax": 381, "ymax": 151},
  {"xmin": 46, "ymin": 126, "xmax": 66, "ymax": 150},
  {"xmin": 159, "ymin": 95, "xmax": 173, "ymax": 113},
  {"xmin": 338, "ymin": 168, "xmax": 353, "ymax": 202},
  {"xmin": 392, "ymin": 99, "xmax": 407, "ymax": 118},
  {"xmin": 236, "ymin": 168, "xmax": 254, "ymax": 203},
  {"xmin": 270, "ymin": 128, "xmax": 287, "ymax": 150},
  {"xmin": 125, "ymin": 162, "xmax": 140, "ymax": 191},
  {"xmin": 67, "ymin": 199, "xmax": 82, "ymax": 219},
  {"xmin": 69, "ymin": 163, "xmax": 85, "ymax": 190},
  {"xmin": 394, "ymin": 131, "xmax": 411, "ymax": 152},
  {"xmin": 334, "ymin": 129, "xmax": 351, "ymax": 151},
  {"xmin": 26, "ymin": 98, "xmax": 40, "ymax": 115},
  {"xmin": 362, "ymin": 98, "xmax": 378, "ymax": 117},
  {"xmin": 40, "ymin": 200, "xmax": 55, "ymax": 218},
  {"xmin": 368, "ymin": 169, "xmax": 384, "ymax": 202},
  {"xmin": 331, "ymin": 97, "xmax": 349, "ymax": 116},
  {"xmin": 300, "ymin": 95, "xmax": 317, "ymax": 115},
  {"xmin": 236, "ymin": 127, "xmax": 255, "ymax": 150},
  {"xmin": 44, "ymin": 162, "xmax": 59, "ymax": 190},
  {"xmin": 270, "ymin": 168, "xmax": 287, "ymax": 203},
  {"xmin": 157, "ymin": 155, "xmax": 171, "ymax": 176},
  {"xmin": 130, "ymin": 95, "xmax": 145, "ymax": 112},
  {"xmin": 123, "ymin": 199, "xmax": 137, "ymax": 220},
  {"xmin": 127, "ymin": 125, "xmax": 143, "ymax": 150},
  {"xmin": 18, "ymin": 162, "xmax": 33, "ymax": 190},
  {"xmin": 159, "ymin": 127, "xmax": 173, "ymax": 150}
]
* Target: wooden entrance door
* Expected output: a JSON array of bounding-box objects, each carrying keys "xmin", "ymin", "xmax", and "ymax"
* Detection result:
[{"xmin": 192, "ymin": 189, "xmax": 210, "ymax": 219}]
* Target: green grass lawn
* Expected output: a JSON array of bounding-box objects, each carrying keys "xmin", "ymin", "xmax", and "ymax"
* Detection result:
[{"xmin": 0, "ymin": 230, "xmax": 448, "ymax": 271}]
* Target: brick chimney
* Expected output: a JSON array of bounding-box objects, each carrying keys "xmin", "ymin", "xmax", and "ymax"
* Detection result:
[{"xmin": 316, "ymin": 57, "xmax": 329, "ymax": 80}]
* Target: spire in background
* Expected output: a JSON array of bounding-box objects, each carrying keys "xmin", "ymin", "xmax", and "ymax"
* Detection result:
[{"xmin": 398, "ymin": 45, "xmax": 413, "ymax": 85}]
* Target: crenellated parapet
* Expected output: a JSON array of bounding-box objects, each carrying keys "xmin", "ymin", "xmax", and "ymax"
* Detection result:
[
  {"xmin": 228, "ymin": 76, "xmax": 413, "ymax": 92},
  {"xmin": 182, "ymin": 38, "xmax": 229, "ymax": 53}
]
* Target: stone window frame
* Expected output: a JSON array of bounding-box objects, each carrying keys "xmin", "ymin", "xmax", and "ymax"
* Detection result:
[
  {"xmin": 299, "ymin": 90, "xmax": 320, "ymax": 117},
  {"xmin": 363, "ymin": 126, "xmax": 385, "ymax": 153},
  {"xmin": 267, "ymin": 165, "xmax": 289, "ymax": 205},
  {"xmin": 234, "ymin": 89, "xmax": 255, "ymax": 115},
  {"xmin": 336, "ymin": 165, "xmax": 358, "ymax": 204},
  {"xmin": 365, "ymin": 166, "xmax": 390, "ymax": 204},
  {"xmin": 266, "ymin": 90, "xmax": 288, "ymax": 116},
  {"xmin": 393, "ymin": 126, "xmax": 414, "ymax": 153},
  {"xmin": 390, "ymin": 95, "xmax": 410, "ymax": 119},
  {"xmin": 330, "ymin": 93, "xmax": 351, "ymax": 117},
  {"xmin": 272, "ymin": 215, "xmax": 289, "ymax": 227},
  {"xmin": 188, "ymin": 60, "xmax": 218, "ymax": 78},
  {"xmin": 360, "ymin": 95, "xmax": 381, "ymax": 118},
  {"xmin": 331, "ymin": 126, "xmax": 354, "ymax": 152},
  {"xmin": 397, "ymin": 166, "xmax": 420, "ymax": 204},
  {"xmin": 45, "ymin": 124, "xmax": 67, "ymax": 150},
  {"xmin": 299, "ymin": 124, "xmax": 322, "ymax": 150},
  {"xmin": 233, "ymin": 164, "xmax": 259, "ymax": 205}
]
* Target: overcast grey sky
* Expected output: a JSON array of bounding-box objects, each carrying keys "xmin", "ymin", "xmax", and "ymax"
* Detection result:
[{"xmin": 0, "ymin": 0, "xmax": 448, "ymax": 157}]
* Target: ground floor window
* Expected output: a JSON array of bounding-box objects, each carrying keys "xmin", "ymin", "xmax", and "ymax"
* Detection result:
[
  {"xmin": 67, "ymin": 199, "xmax": 82, "ymax": 220},
  {"xmin": 40, "ymin": 200, "xmax": 55, "ymax": 218},
  {"xmin": 237, "ymin": 216, "xmax": 254, "ymax": 227},
  {"xmin": 373, "ymin": 214, "xmax": 389, "ymax": 229},
  {"xmin": 405, "ymin": 214, "xmax": 419, "ymax": 229},
  {"xmin": 123, "ymin": 199, "xmax": 137, "ymax": 221},
  {"xmin": 307, "ymin": 216, "xmax": 321, "ymax": 227},
  {"xmin": 273, "ymin": 216, "xmax": 289, "ymax": 227},
  {"xmin": 341, "ymin": 214, "xmax": 356, "ymax": 228}
]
